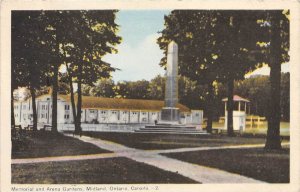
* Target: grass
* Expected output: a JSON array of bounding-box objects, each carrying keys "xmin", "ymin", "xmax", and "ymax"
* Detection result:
[
  {"xmin": 12, "ymin": 157, "xmax": 197, "ymax": 184},
  {"xmin": 210, "ymin": 121, "xmax": 290, "ymax": 129},
  {"xmin": 12, "ymin": 131, "xmax": 110, "ymax": 159},
  {"xmin": 82, "ymin": 132, "xmax": 269, "ymax": 150},
  {"xmin": 163, "ymin": 147, "xmax": 289, "ymax": 183}
]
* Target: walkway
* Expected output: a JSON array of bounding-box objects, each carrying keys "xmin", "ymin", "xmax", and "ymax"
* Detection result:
[{"xmin": 12, "ymin": 134, "xmax": 276, "ymax": 183}]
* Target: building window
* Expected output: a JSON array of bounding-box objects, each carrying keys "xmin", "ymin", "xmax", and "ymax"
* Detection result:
[
  {"xmin": 90, "ymin": 110, "xmax": 95, "ymax": 113},
  {"xmin": 65, "ymin": 105, "xmax": 70, "ymax": 110},
  {"xmin": 152, "ymin": 113, "xmax": 156, "ymax": 115},
  {"xmin": 41, "ymin": 114, "xmax": 44, "ymax": 118},
  {"xmin": 64, "ymin": 114, "xmax": 69, "ymax": 119},
  {"xmin": 123, "ymin": 111, "xmax": 127, "ymax": 114},
  {"xmin": 142, "ymin": 112, "xmax": 146, "ymax": 115}
]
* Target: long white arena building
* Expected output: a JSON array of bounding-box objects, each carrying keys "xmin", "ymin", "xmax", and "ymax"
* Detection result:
[{"xmin": 13, "ymin": 94, "xmax": 203, "ymax": 132}]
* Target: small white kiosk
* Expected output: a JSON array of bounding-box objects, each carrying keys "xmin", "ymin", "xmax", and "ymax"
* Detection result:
[{"xmin": 222, "ymin": 95, "xmax": 250, "ymax": 132}]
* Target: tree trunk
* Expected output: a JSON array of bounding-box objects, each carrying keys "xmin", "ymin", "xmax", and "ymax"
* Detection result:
[
  {"xmin": 11, "ymin": 89, "xmax": 15, "ymax": 127},
  {"xmin": 227, "ymin": 77, "xmax": 235, "ymax": 136},
  {"xmin": 75, "ymin": 64, "xmax": 82, "ymax": 135},
  {"xmin": 29, "ymin": 86, "xmax": 38, "ymax": 131},
  {"xmin": 51, "ymin": 63, "xmax": 58, "ymax": 132},
  {"xmin": 265, "ymin": 18, "xmax": 282, "ymax": 150},
  {"xmin": 265, "ymin": 64, "xmax": 281, "ymax": 149},
  {"xmin": 206, "ymin": 82, "xmax": 214, "ymax": 133},
  {"xmin": 66, "ymin": 64, "xmax": 77, "ymax": 130}
]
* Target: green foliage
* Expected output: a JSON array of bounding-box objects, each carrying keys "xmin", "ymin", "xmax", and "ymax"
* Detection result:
[
  {"xmin": 148, "ymin": 75, "xmax": 165, "ymax": 100},
  {"xmin": 157, "ymin": 10, "xmax": 267, "ymax": 84},
  {"xmin": 11, "ymin": 10, "xmax": 121, "ymax": 133},
  {"xmin": 82, "ymin": 79, "xmax": 116, "ymax": 98},
  {"xmin": 115, "ymin": 80, "xmax": 150, "ymax": 99},
  {"xmin": 280, "ymin": 73, "xmax": 290, "ymax": 121},
  {"xmin": 12, "ymin": 11, "xmax": 52, "ymax": 90}
]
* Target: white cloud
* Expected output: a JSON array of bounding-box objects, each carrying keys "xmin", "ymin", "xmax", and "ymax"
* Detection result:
[{"xmin": 103, "ymin": 33, "xmax": 165, "ymax": 82}]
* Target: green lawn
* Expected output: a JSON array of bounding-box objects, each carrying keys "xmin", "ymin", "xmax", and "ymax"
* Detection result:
[
  {"xmin": 12, "ymin": 131, "xmax": 110, "ymax": 159},
  {"xmin": 82, "ymin": 132, "xmax": 268, "ymax": 150},
  {"xmin": 12, "ymin": 157, "xmax": 197, "ymax": 184},
  {"xmin": 163, "ymin": 147, "xmax": 289, "ymax": 183}
]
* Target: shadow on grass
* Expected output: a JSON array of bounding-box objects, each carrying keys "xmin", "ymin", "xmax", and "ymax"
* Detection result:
[
  {"xmin": 163, "ymin": 147, "xmax": 289, "ymax": 183},
  {"xmin": 82, "ymin": 131, "xmax": 269, "ymax": 150},
  {"xmin": 12, "ymin": 157, "xmax": 198, "ymax": 184},
  {"xmin": 12, "ymin": 131, "xmax": 110, "ymax": 159}
]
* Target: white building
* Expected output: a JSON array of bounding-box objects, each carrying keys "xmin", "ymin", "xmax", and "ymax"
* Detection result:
[{"xmin": 14, "ymin": 94, "xmax": 203, "ymax": 132}]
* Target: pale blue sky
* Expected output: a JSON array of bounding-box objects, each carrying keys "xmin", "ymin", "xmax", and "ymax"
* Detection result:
[
  {"xmin": 104, "ymin": 10, "xmax": 289, "ymax": 82},
  {"xmin": 117, "ymin": 10, "xmax": 170, "ymax": 47},
  {"xmin": 103, "ymin": 10, "xmax": 170, "ymax": 82}
]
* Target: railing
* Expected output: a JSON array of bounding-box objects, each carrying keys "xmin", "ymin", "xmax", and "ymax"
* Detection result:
[{"xmin": 246, "ymin": 116, "xmax": 266, "ymax": 129}]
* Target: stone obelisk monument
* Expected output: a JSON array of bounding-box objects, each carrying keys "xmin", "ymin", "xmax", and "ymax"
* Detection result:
[{"xmin": 160, "ymin": 41, "xmax": 180, "ymax": 124}]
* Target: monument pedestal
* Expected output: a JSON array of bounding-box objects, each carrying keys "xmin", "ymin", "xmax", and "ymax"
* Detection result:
[{"xmin": 160, "ymin": 107, "xmax": 180, "ymax": 124}]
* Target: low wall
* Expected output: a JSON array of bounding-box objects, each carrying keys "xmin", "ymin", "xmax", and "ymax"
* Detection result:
[
  {"xmin": 34, "ymin": 122, "xmax": 201, "ymax": 133},
  {"xmin": 57, "ymin": 123, "xmax": 147, "ymax": 133}
]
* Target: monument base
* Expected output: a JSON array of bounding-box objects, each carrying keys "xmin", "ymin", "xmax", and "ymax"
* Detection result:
[{"xmin": 160, "ymin": 107, "xmax": 180, "ymax": 123}]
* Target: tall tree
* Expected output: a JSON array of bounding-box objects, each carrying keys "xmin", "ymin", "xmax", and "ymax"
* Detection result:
[
  {"xmin": 60, "ymin": 10, "xmax": 121, "ymax": 134},
  {"xmin": 263, "ymin": 11, "xmax": 289, "ymax": 149},
  {"xmin": 44, "ymin": 11, "xmax": 66, "ymax": 133},
  {"xmin": 158, "ymin": 11, "xmax": 262, "ymax": 135},
  {"xmin": 12, "ymin": 11, "xmax": 51, "ymax": 131}
]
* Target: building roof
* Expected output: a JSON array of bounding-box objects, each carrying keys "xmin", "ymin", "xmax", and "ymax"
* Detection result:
[
  {"xmin": 36, "ymin": 94, "xmax": 191, "ymax": 112},
  {"xmin": 222, "ymin": 95, "xmax": 250, "ymax": 102}
]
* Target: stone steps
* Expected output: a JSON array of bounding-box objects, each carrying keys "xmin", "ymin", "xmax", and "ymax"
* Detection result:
[
  {"xmin": 134, "ymin": 124, "xmax": 208, "ymax": 135},
  {"xmin": 146, "ymin": 124, "xmax": 196, "ymax": 129}
]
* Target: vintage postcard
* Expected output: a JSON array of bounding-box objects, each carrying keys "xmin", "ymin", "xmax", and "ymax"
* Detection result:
[{"xmin": 1, "ymin": 0, "xmax": 300, "ymax": 192}]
